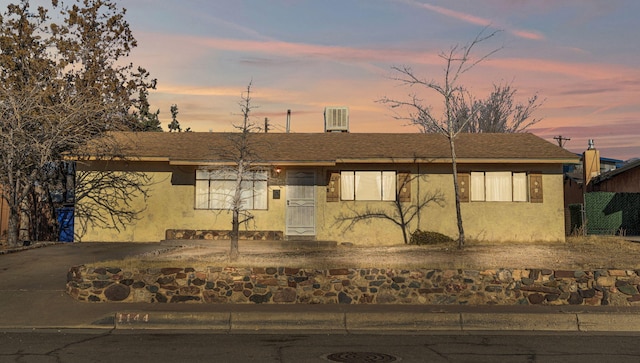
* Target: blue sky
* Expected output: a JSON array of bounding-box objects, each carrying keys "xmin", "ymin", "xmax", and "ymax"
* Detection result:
[{"xmin": 37, "ymin": 0, "xmax": 640, "ymax": 160}]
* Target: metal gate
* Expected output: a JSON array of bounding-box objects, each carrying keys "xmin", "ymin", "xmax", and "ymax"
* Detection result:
[{"xmin": 285, "ymin": 170, "xmax": 316, "ymax": 237}]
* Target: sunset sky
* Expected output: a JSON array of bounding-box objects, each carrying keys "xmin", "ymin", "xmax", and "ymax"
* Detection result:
[{"xmin": 121, "ymin": 0, "xmax": 639, "ymax": 160}]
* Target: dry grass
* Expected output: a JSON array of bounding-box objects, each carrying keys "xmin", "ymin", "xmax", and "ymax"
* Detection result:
[{"xmin": 91, "ymin": 235, "xmax": 640, "ymax": 271}]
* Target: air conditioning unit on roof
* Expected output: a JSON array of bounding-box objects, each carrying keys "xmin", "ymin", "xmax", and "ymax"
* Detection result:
[{"xmin": 324, "ymin": 106, "xmax": 349, "ymax": 132}]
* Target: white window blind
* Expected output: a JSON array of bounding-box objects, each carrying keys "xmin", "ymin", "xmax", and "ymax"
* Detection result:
[
  {"xmin": 355, "ymin": 171, "xmax": 381, "ymax": 200},
  {"xmin": 340, "ymin": 172, "xmax": 355, "ymax": 200},
  {"xmin": 512, "ymin": 172, "xmax": 528, "ymax": 202},
  {"xmin": 485, "ymin": 171, "xmax": 512, "ymax": 202},
  {"xmin": 341, "ymin": 171, "xmax": 396, "ymax": 201},
  {"xmin": 195, "ymin": 170, "xmax": 267, "ymax": 210},
  {"xmin": 471, "ymin": 172, "xmax": 485, "ymax": 202},
  {"xmin": 382, "ymin": 171, "xmax": 396, "ymax": 201},
  {"xmin": 471, "ymin": 171, "xmax": 530, "ymax": 202}
]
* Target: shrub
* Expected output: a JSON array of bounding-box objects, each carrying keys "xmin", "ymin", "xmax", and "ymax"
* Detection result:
[{"xmin": 409, "ymin": 230, "xmax": 454, "ymax": 245}]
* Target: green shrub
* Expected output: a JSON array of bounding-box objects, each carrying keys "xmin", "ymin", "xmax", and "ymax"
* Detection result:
[{"xmin": 409, "ymin": 230, "xmax": 454, "ymax": 245}]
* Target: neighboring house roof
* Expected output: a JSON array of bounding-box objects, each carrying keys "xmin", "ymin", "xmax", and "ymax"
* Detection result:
[
  {"xmin": 82, "ymin": 132, "xmax": 579, "ymax": 166},
  {"xmin": 591, "ymin": 158, "xmax": 640, "ymax": 185}
]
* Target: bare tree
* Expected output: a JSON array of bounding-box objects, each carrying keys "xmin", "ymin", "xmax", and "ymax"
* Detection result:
[
  {"xmin": 462, "ymin": 83, "xmax": 542, "ymax": 133},
  {"xmin": 334, "ymin": 173, "xmax": 445, "ymax": 245},
  {"xmin": 379, "ymin": 28, "xmax": 501, "ymax": 249},
  {"xmin": 0, "ymin": 0, "xmax": 157, "ymax": 245},
  {"xmin": 214, "ymin": 82, "xmax": 264, "ymax": 261}
]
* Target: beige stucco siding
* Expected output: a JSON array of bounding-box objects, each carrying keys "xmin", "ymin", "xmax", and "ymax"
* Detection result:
[
  {"xmin": 76, "ymin": 161, "xmax": 289, "ymax": 242},
  {"xmin": 76, "ymin": 161, "xmax": 566, "ymax": 244},
  {"xmin": 77, "ymin": 171, "xmax": 289, "ymax": 242},
  {"xmin": 420, "ymin": 164, "xmax": 566, "ymax": 243},
  {"xmin": 315, "ymin": 165, "xmax": 566, "ymax": 244}
]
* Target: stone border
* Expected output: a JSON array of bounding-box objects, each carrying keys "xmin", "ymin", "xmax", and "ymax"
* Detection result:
[
  {"xmin": 66, "ymin": 265, "xmax": 640, "ymax": 306},
  {"xmin": 165, "ymin": 229, "xmax": 283, "ymax": 241}
]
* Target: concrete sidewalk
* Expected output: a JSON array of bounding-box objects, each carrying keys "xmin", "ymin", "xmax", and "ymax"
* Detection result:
[{"xmin": 2, "ymin": 242, "xmax": 640, "ymax": 333}]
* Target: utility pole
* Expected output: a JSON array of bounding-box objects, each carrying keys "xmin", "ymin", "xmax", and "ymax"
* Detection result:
[
  {"xmin": 554, "ymin": 135, "xmax": 571, "ymax": 148},
  {"xmin": 264, "ymin": 117, "xmax": 269, "ymax": 133}
]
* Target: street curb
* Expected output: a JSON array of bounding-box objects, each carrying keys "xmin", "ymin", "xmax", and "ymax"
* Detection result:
[
  {"xmin": 115, "ymin": 312, "xmax": 230, "ymax": 330},
  {"xmin": 346, "ymin": 312, "xmax": 462, "ymax": 331},
  {"xmin": 230, "ymin": 312, "xmax": 344, "ymax": 332},
  {"xmin": 461, "ymin": 313, "xmax": 578, "ymax": 331},
  {"xmin": 110, "ymin": 311, "xmax": 640, "ymax": 332},
  {"xmin": 577, "ymin": 313, "xmax": 640, "ymax": 332}
]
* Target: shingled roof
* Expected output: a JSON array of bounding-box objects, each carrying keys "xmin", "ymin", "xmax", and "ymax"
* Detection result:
[{"xmin": 90, "ymin": 132, "xmax": 579, "ymax": 165}]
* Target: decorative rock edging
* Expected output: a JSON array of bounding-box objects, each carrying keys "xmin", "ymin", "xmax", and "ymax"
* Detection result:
[
  {"xmin": 66, "ymin": 266, "xmax": 640, "ymax": 306},
  {"xmin": 165, "ymin": 229, "xmax": 283, "ymax": 241}
]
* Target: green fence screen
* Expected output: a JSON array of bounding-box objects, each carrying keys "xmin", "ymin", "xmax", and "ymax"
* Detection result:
[{"xmin": 585, "ymin": 192, "xmax": 640, "ymax": 235}]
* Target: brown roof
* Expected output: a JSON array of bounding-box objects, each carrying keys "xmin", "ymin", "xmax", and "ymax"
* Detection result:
[{"xmin": 90, "ymin": 132, "xmax": 579, "ymax": 165}]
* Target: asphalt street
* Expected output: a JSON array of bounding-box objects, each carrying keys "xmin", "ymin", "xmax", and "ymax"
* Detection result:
[{"xmin": 3, "ymin": 330, "xmax": 640, "ymax": 362}]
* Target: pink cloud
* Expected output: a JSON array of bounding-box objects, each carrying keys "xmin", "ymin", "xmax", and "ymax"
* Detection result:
[
  {"xmin": 396, "ymin": 0, "xmax": 545, "ymax": 41},
  {"xmin": 191, "ymin": 36, "xmax": 442, "ymax": 66},
  {"xmin": 487, "ymin": 57, "xmax": 639, "ymax": 80}
]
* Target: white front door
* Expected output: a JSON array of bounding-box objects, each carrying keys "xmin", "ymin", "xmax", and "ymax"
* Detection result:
[{"xmin": 285, "ymin": 170, "xmax": 316, "ymax": 237}]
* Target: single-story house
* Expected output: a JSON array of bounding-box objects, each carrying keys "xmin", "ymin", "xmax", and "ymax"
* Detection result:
[
  {"xmin": 563, "ymin": 143, "xmax": 639, "ymax": 236},
  {"xmin": 589, "ymin": 158, "xmax": 640, "ymax": 193},
  {"xmin": 74, "ymin": 131, "xmax": 578, "ymax": 244}
]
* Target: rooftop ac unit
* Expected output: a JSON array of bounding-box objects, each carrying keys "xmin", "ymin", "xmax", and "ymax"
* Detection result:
[{"xmin": 324, "ymin": 107, "xmax": 349, "ymax": 132}]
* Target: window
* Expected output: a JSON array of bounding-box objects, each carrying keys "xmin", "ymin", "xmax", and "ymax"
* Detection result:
[
  {"xmin": 340, "ymin": 171, "xmax": 396, "ymax": 201},
  {"xmin": 470, "ymin": 172, "xmax": 529, "ymax": 202},
  {"xmin": 195, "ymin": 169, "xmax": 267, "ymax": 210}
]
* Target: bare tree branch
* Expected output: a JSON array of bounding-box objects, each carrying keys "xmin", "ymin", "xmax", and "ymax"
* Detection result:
[
  {"xmin": 0, "ymin": 0, "xmax": 158, "ymax": 245},
  {"xmin": 378, "ymin": 28, "xmax": 502, "ymax": 249}
]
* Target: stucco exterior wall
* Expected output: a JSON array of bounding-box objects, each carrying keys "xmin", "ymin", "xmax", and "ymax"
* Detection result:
[
  {"xmin": 76, "ymin": 161, "xmax": 288, "ymax": 242},
  {"xmin": 76, "ymin": 161, "xmax": 566, "ymax": 244},
  {"xmin": 318, "ymin": 163, "xmax": 566, "ymax": 244}
]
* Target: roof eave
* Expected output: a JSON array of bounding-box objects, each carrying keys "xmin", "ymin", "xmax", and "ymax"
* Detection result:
[
  {"xmin": 337, "ymin": 157, "xmax": 581, "ymax": 164},
  {"xmin": 168, "ymin": 160, "xmax": 337, "ymax": 167}
]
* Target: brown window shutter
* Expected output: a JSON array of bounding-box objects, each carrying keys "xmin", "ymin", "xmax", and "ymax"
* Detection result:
[
  {"xmin": 326, "ymin": 172, "xmax": 340, "ymax": 202},
  {"xmin": 397, "ymin": 172, "xmax": 411, "ymax": 202},
  {"xmin": 457, "ymin": 173, "xmax": 470, "ymax": 202},
  {"xmin": 530, "ymin": 173, "xmax": 543, "ymax": 203}
]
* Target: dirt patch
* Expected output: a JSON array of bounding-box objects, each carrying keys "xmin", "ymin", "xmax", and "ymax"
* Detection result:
[{"xmin": 108, "ymin": 236, "xmax": 640, "ymax": 270}]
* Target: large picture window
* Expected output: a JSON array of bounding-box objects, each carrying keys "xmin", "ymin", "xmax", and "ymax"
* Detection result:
[
  {"xmin": 195, "ymin": 170, "xmax": 268, "ymax": 210},
  {"xmin": 470, "ymin": 172, "xmax": 528, "ymax": 202},
  {"xmin": 340, "ymin": 171, "xmax": 396, "ymax": 201}
]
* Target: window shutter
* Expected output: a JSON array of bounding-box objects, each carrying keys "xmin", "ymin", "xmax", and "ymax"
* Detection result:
[
  {"xmin": 458, "ymin": 173, "xmax": 470, "ymax": 202},
  {"xmin": 529, "ymin": 173, "xmax": 543, "ymax": 203},
  {"xmin": 326, "ymin": 172, "xmax": 340, "ymax": 202},
  {"xmin": 397, "ymin": 172, "xmax": 411, "ymax": 202}
]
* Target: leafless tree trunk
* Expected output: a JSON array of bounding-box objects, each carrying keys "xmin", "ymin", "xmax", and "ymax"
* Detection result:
[
  {"xmin": 226, "ymin": 82, "xmax": 262, "ymax": 262},
  {"xmin": 379, "ymin": 28, "xmax": 501, "ymax": 249}
]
